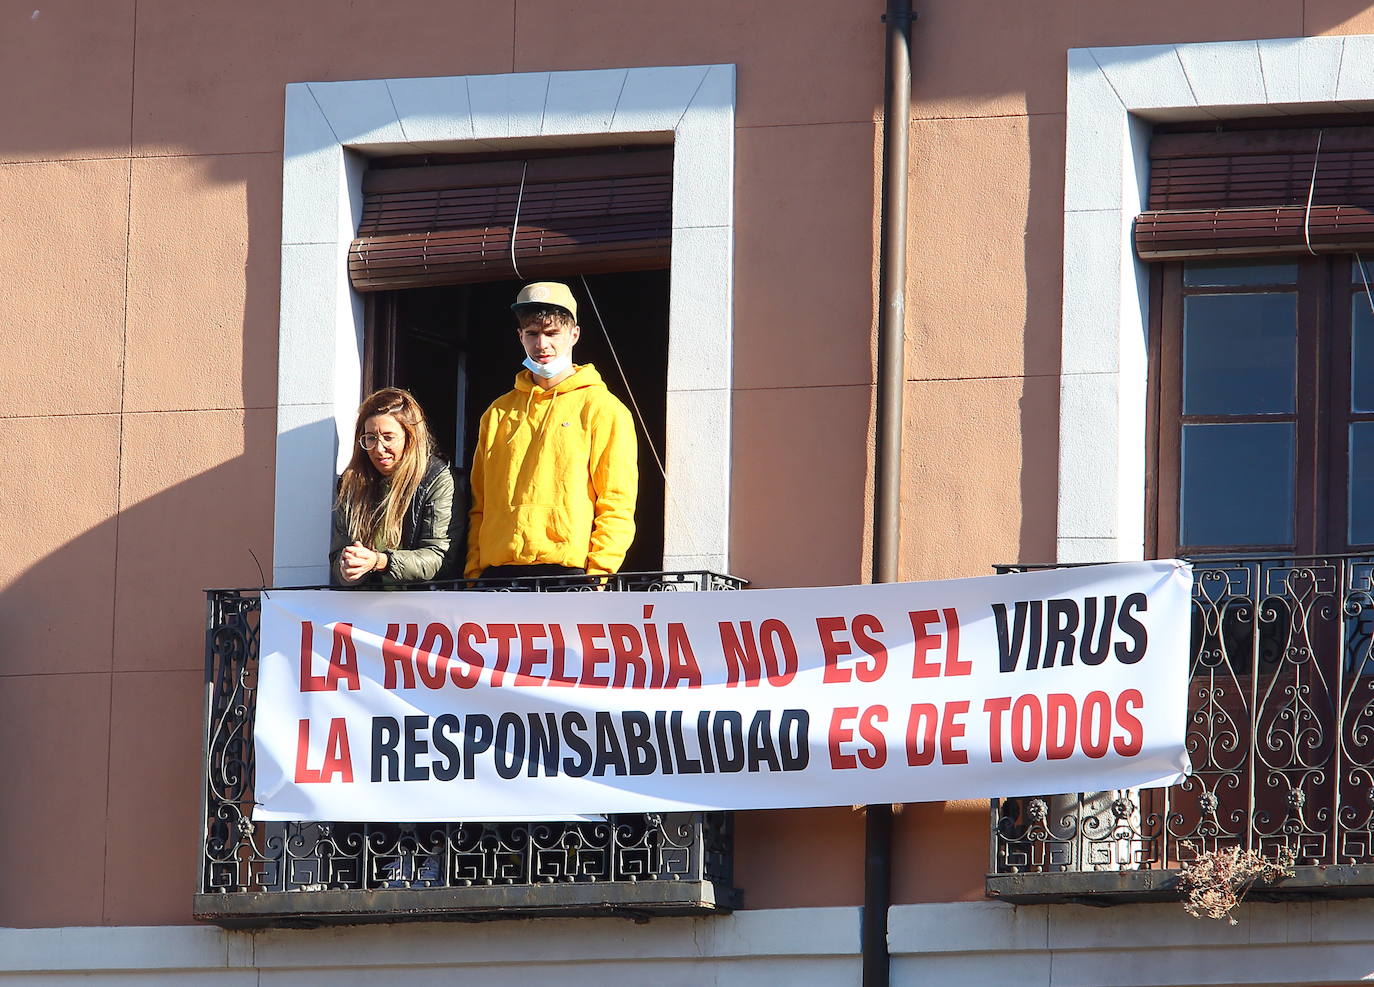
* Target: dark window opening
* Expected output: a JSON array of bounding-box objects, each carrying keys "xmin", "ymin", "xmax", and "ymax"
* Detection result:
[
  {"xmin": 366, "ymin": 270, "xmax": 669, "ymax": 573},
  {"xmin": 1138, "ymin": 120, "xmax": 1374, "ymax": 558},
  {"xmin": 1150, "ymin": 255, "xmax": 1374, "ymax": 558}
]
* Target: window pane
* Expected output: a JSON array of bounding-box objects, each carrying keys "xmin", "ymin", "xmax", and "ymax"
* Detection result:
[
  {"xmin": 1184, "ymin": 261, "xmax": 1298, "ymax": 287},
  {"xmin": 1181, "ymin": 422, "xmax": 1295, "ymax": 547},
  {"xmin": 1351, "ymin": 422, "xmax": 1374, "ymax": 545},
  {"xmin": 1354, "ymin": 293, "xmax": 1374, "ymax": 413},
  {"xmin": 1183, "ymin": 293, "xmax": 1297, "ymax": 415}
]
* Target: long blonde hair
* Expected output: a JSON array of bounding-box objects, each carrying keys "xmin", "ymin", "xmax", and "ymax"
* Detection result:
[{"xmin": 336, "ymin": 388, "xmax": 434, "ymax": 550}]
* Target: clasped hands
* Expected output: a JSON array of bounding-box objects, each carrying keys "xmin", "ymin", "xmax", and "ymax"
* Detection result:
[{"xmin": 339, "ymin": 541, "xmax": 387, "ymax": 583}]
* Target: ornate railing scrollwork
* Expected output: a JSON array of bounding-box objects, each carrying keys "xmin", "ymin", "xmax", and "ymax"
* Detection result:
[
  {"xmin": 197, "ymin": 571, "xmax": 744, "ymax": 925},
  {"xmin": 989, "ymin": 554, "xmax": 1374, "ymax": 901}
]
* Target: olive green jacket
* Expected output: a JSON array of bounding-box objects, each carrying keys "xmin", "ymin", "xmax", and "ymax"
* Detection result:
[{"xmin": 329, "ymin": 458, "xmax": 463, "ymax": 586}]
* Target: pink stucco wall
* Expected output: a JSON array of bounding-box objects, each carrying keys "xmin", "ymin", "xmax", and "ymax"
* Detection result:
[{"xmin": 4, "ymin": 0, "xmax": 1374, "ymax": 928}]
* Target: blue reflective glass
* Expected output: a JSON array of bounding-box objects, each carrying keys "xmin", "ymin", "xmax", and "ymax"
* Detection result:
[
  {"xmin": 1351, "ymin": 422, "xmax": 1374, "ymax": 545},
  {"xmin": 1354, "ymin": 296, "xmax": 1374, "ymax": 413},
  {"xmin": 1183, "ymin": 293, "xmax": 1297, "ymax": 415},
  {"xmin": 1184, "ymin": 261, "xmax": 1298, "ymax": 287},
  {"xmin": 1181, "ymin": 423, "xmax": 1295, "ymax": 547}
]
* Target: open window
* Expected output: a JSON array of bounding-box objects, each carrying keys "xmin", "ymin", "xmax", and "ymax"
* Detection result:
[{"xmin": 348, "ymin": 147, "xmax": 674, "ymax": 572}]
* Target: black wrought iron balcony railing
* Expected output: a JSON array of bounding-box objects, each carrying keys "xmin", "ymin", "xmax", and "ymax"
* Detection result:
[
  {"xmin": 197, "ymin": 571, "xmax": 745, "ymax": 927},
  {"xmin": 988, "ymin": 554, "xmax": 1374, "ymax": 904}
]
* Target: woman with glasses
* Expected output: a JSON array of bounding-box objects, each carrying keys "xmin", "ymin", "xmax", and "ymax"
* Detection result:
[{"xmin": 330, "ymin": 388, "xmax": 462, "ymax": 585}]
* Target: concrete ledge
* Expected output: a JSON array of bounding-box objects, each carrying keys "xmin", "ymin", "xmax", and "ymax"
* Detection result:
[
  {"xmin": 890, "ymin": 899, "xmax": 1374, "ymax": 986},
  {"xmin": 0, "ymin": 907, "xmax": 859, "ymax": 980},
  {"xmin": 9, "ymin": 901, "xmax": 1374, "ymax": 984}
]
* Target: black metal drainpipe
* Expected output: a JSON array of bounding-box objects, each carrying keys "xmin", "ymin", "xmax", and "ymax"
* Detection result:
[{"xmin": 865, "ymin": 1, "xmax": 913, "ymax": 986}]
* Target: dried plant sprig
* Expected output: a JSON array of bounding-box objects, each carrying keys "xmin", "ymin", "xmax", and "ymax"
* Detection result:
[{"xmin": 1178, "ymin": 843, "xmax": 1297, "ymax": 925}]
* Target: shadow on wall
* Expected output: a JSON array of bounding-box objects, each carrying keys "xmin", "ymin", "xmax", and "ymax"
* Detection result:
[
  {"xmin": 0, "ymin": 135, "xmax": 285, "ymax": 685},
  {"xmin": 1018, "ymin": 110, "xmax": 1066, "ymax": 567},
  {"xmin": 907, "ymin": 0, "xmax": 1374, "ymax": 119},
  {"xmin": 272, "ymin": 415, "xmax": 342, "ymax": 587},
  {"xmin": 0, "ymin": 2, "xmax": 878, "ymax": 921},
  {"xmin": 0, "ymin": 138, "xmax": 281, "ymax": 925},
  {"xmin": 15, "ymin": 0, "xmax": 1374, "ymax": 932},
  {"xmin": 1305, "ymin": 2, "xmax": 1374, "ymax": 35},
  {"xmin": 0, "ymin": 435, "xmax": 276, "ymax": 927}
]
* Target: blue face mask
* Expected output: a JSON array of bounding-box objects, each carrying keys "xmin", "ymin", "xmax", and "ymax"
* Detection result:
[{"xmin": 523, "ymin": 353, "xmax": 573, "ymax": 379}]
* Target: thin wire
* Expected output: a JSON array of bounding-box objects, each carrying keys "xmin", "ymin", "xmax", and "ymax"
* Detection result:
[
  {"xmin": 509, "ymin": 160, "xmax": 529, "ymax": 280},
  {"xmin": 1303, "ymin": 129, "xmax": 1324, "ymax": 256},
  {"xmin": 577, "ymin": 274, "xmax": 706, "ymax": 563},
  {"xmin": 1356, "ymin": 251, "xmax": 1374, "ymax": 319},
  {"xmin": 579, "ymin": 274, "xmax": 667, "ymax": 480},
  {"xmin": 248, "ymin": 547, "xmax": 270, "ymax": 599}
]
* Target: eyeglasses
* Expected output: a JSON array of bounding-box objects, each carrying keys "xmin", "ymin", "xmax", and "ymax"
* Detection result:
[{"xmin": 360, "ymin": 432, "xmax": 403, "ymax": 451}]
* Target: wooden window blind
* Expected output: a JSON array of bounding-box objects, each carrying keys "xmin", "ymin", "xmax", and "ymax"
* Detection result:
[
  {"xmin": 1135, "ymin": 127, "xmax": 1374, "ymax": 259},
  {"xmin": 348, "ymin": 148, "xmax": 672, "ymax": 291}
]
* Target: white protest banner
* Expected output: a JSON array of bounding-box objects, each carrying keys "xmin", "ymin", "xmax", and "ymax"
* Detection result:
[{"xmin": 252, "ymin": 560, "xmax": 1193, "ymax": 822}]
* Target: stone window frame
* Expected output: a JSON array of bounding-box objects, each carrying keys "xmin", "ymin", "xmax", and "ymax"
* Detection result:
[
  {"xmin": 272, "ymin": 64, "xmax": 736, "ymax": 585},
  {"xmin": 1059, "ymin": 35, "xmax": 1374, "ymax": 562}
]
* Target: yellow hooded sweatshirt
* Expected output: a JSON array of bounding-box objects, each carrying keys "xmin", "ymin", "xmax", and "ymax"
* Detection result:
[{"xmin": 465, "ymin": 364, "xmax": 638, "ymax": 578}]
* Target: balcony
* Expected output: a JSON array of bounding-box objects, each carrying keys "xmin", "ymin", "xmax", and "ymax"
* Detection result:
[
  {"xmin": 197, "ymin": 571, "xmax": 745, "ymax": 928},
  {"xmin": 988, "ymin": 554, "xmax": 1374, "ymax": 904}
]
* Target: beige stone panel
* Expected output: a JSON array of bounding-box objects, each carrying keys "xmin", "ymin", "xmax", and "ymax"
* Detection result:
[
  {"xmin": 514, "ymin": 0, "xmax": 879, "ymax": 128},
  {"xmin": 734, "ymin": 122, "xmax": 878, "ymax": 391},
  {"xmin": 899, "ymin": 375, "xmax": 1057, "ymax": 582},
  {"xmin": 0, "ymin": 672, "xmax": 110, "ymax": 927},
  {"xmin": 907, "ymin": 114, "xmax": 1064, "ymax": 381},
  {"xmin": 1307, "ymin": 1, "xmax": 1374, "ymax": 34},
  {"xmin": 104, "ymin": 669, "xmax": 202, "ymax": 924},
  {"xmin": 132, "ymin": 0, "xmax": 515, "ymax": 155},
  {"xmin": 113, "ymin": 408, "xmax": 275, "ymax": 672},
  {"xmin": 0, "ymin": 159, "xmax": 128, "ymax": 417},
  {"xmin": 0, "ymin": 414, "xmax": 119, "ymax": 676},
  {"xmin": 911, "ymin": 0, "xmax": 1302, "ymax": 119},
  {"xmin": 125, "ymin": 153, "xmax": 280, "ymax": 412},
  {"xmin": 734, "ymin": 807, "xmax": 863, "ymax": 907},
  {"xmin": 730, "ymin": 384, "xmax": 871, "ymax": 589},
  {"xmin": 0, "ymin": 1, "xmax": 134, "ymax": 162},
  {"xmin": 892, "ymin": 799, "xmax": 990, "ymax": 904}
]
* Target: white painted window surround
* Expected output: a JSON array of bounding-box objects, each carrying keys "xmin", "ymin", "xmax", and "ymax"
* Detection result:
[
  {"xmin": 273, "ymin": 64, "xmax": 736, "ymax": 586},
  {"xmin": 1059, "ymin": 35, "xmax": 1374, "ymax": 564}
]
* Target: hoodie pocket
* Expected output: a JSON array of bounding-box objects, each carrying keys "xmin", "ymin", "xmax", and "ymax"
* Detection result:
[{"xmin": 513, "ymin": 504, "xmax": 571, "ymax": 553}]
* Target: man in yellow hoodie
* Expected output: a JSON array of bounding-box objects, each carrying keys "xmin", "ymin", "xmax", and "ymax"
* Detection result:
[{"xmin": 465, "ymin": 281, "xmax": 638, "ymax": 580}]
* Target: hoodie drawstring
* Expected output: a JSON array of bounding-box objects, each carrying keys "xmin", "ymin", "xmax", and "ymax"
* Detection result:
[
  {"xmin": 506, "ymin": 386, "xmax": 536, "ymax": 445},
  {"xmin": 540, "ymin": 390, "xmax": 558, "ymax": 447},
  {"xmin": 505, "ymin": 381, "xmax": 562, "ymax": 449}
]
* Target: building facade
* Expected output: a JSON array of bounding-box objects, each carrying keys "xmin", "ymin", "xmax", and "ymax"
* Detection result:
[{"xmin": 5, "ymin": 1, "xmax": 1374, "ymax": 983}]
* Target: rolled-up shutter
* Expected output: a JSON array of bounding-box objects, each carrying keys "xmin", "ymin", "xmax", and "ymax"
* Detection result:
[
  {"xmin": 1135, "ymin": 127, "xmax": 1374, "ymax": 259},
  {"xmin": 349, "ymin": 148, "xmax": 672, "ymax": 291}
]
